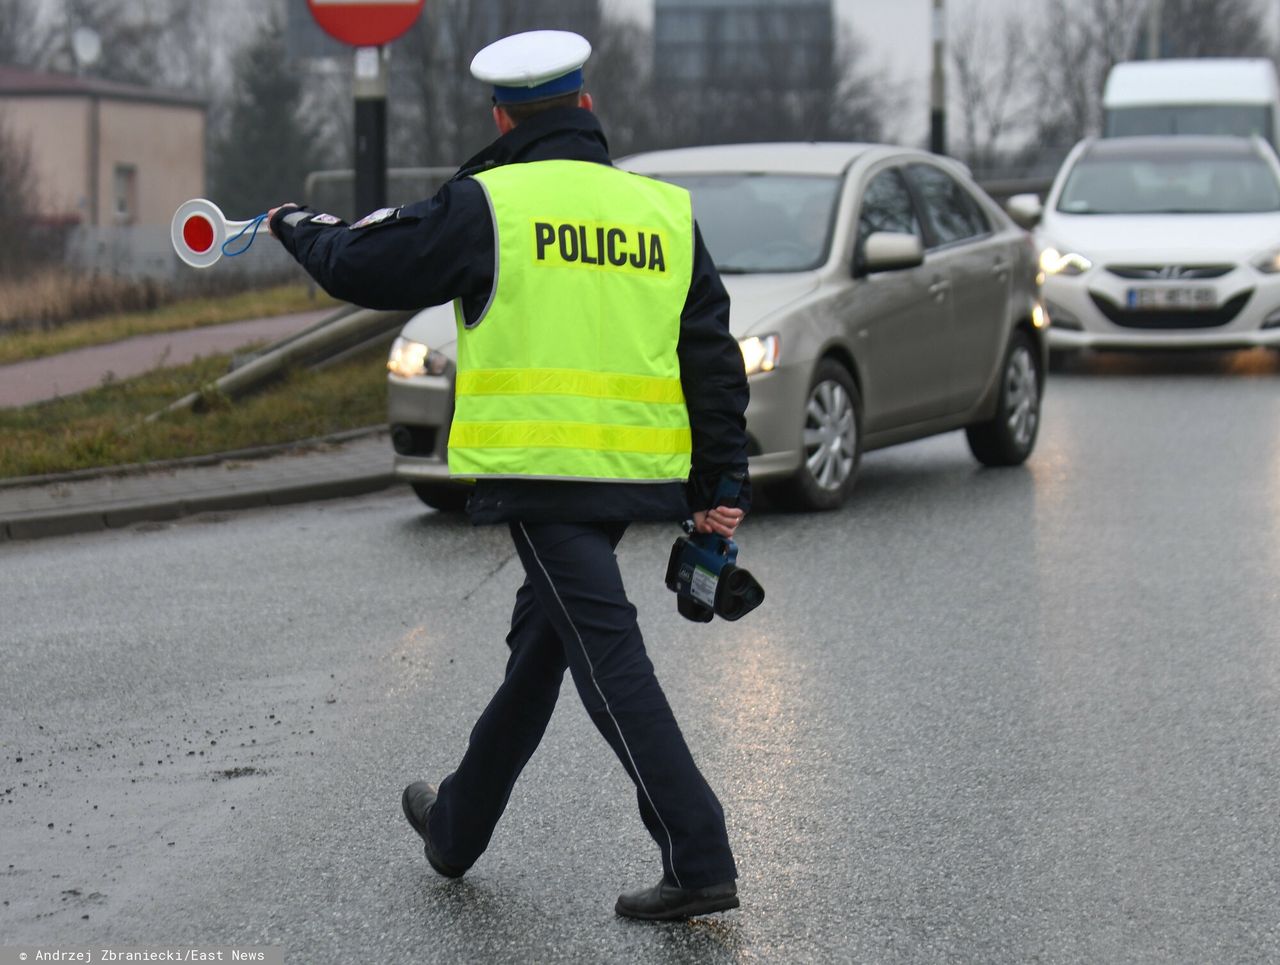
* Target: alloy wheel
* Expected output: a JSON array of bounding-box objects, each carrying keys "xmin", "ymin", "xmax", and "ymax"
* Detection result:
[
  {"xmin": 1005, "ymin": 345, "xmax": 1039, "ymax": 448},
  {"xmin": 803, "ymin": 380, "xmax": 858, "ymax": 491}
]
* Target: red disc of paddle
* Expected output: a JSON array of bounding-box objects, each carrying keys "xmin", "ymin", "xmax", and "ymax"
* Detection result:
[{"xmin": 183, "ymin": 215, "xmax": 215, "ymax": 254}]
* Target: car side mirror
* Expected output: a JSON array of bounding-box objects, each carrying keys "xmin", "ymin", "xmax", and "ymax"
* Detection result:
[
  {"xmin": 1006, "ymin": 193, "xmax": 1044, "ymax": 229},
  {"xmin": 860, "ymin": 232, "xmax": 924, "ymax": 274}
]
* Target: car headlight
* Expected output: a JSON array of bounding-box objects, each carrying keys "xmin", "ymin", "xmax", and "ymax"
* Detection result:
[
  {"xmin": 1250, "ymin": 246, "xmax": 1280, "ymax": 274},
  {"xmin": 387, "ymin": 336, "xmax": 449, "ymax": 378},
  {"xmin": 739, "ymin": 334, "xmax": 780, "ymax": 376},
  {"xmin": 1039, "ymin": 246, "xmax": 1092, "ymax": 276}
]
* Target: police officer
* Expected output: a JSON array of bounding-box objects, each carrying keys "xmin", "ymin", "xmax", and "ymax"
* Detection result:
[{"xmin": 267, "ymin": 29, "xmax": 749, "ymax": 921}]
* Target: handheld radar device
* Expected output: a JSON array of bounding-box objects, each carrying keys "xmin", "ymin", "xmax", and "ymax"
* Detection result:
[{"xmin": 664, "ymin": 474, "xmax": 765, "ymax": 623}]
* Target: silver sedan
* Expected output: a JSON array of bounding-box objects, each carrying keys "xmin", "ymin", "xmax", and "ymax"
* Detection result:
[{"xmin": 387, "ymin": 143, "xmax": 1048, "ymax": 512}]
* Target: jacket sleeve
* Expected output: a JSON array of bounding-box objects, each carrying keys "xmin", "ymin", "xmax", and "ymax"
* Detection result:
[
  {"xmin": 678, "ymin": 223, "xmax": 752, "ymax": 513},
  {"xmin": 269, "ymin": 179, "xmax": 494, "ymax": 311}
]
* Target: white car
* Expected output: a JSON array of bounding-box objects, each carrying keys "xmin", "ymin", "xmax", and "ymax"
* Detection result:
[{"xmin": 1008, "ymin": 135, "xmax": 1280, "ymax": 354}]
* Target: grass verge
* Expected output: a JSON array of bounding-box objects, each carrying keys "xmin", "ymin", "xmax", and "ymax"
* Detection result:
[
  {"xmin": 0, "ymin": 283, "xmax": 338, "ymax": 366},
  {"xmin": 0, "ymin": 348, "xmax": 386, "ymax": 478}
]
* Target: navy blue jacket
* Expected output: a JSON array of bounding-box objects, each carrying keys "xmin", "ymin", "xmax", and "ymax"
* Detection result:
[{"xmin": 271, "ymin": 107, "xmax": 750, "ymax": 523}]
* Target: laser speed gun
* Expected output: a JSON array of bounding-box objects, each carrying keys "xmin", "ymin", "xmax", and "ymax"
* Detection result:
[{"xmin": 665, "ymin": 475, "xmax": 765, "ymax": 623}]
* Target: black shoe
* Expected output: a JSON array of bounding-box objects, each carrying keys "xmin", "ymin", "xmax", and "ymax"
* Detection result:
[
  {"xmin": 615, "ymin": 878, "xmax": 739, "ymax": 921},
  {"xmin": 401, "ymin": 781, "xmax": 466, "ymax": 879}
]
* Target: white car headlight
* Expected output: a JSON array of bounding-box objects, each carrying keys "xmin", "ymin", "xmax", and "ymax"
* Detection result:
[
  {"xmin": 387, "ymin": 336, "xmax": 449, "ymax": 378},
  {"xmin": 1039, "ymin": 246, "xmax": 1093, "ymax": 277},
  {"xmin": 739, "ymin": 334, "xmax": 780, "ymax": 376},
  {"xmin": 1250, "ymin": 246, "xmax": 1280, "ymax": 274}
]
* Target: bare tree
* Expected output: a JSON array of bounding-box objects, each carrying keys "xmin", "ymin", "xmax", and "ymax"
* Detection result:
[
  {"xmin": 581, "ymin": 14, "xmax": 658, "ymax": 156},
  {"xmin": 1158, "ymin": 0, "xmax": 1270, "ymax": 57},
  {"xmin": 0, "ymin": 0, "xmax": 55, "ymax": 67},
  {"xmin": 392, "ymin": 0, "xmax": 602, "ymax": 168},
  {"xmin": 40, "ymin": 0, "xmax": 214, "ymax": 90},
  {"xmin": 1031, "ymin": 0, "xmax": 1146, "ymax": 149},
  {"xmin": 208, "ymin": 13, "xmax": 323, "ymax": 216},
  {"xmin": 0, "ymin": 111, "xmax": 40, "ymax": 276},
  {"xmin": 950, "ymin": 1, "xmax": 1032, "ymax": 176},
  {"xmin": 829, "ymin": 25, "xmax": 899, "ymax": 144}
]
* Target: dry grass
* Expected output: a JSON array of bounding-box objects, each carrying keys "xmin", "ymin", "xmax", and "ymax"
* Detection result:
[
  {"xmin": 0, "ymin": 347, "xmax": 387, "ymax": 478},
  {"xmin": 0, "ymin": 278, "xmax": 336, "ymax": 366},
  {"xmin": 0, "ymin": 269, "xmax": 167, "ymax": 328}
]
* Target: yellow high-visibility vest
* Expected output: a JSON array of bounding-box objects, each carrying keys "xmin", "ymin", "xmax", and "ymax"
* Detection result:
[{"xmin": 449, "ymin": 159, "xmax": 694, "ymax": 482}]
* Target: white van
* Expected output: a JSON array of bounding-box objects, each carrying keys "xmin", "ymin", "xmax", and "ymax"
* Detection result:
[{"xmin": 1103, "ymin": 58, "xmax": 1280, "ymax": 148}]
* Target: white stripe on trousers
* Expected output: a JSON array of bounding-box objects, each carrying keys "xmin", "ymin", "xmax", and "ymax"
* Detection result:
[{"xmin": 517, "ymin": 522, "xmax": 683, "ymax": 888}]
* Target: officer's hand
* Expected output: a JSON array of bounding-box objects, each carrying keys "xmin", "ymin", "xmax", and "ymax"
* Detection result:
[
  {"xmin": 266, "ymin": 203, "xmax": 300, "ymax": 238},
  {"xmin": 694, "ymin": 506, "xmax": 744, "ymax": 538}
]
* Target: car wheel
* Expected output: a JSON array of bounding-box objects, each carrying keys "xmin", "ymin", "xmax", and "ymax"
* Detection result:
[
  {"xmin": 410, "ymin": 482, "xmax": 469, "ymax": 513},
  {"xmin": 776, "ymin": 359, "xmax": 862, "ymax": 511},
  {"xmin": 966, "ymin": 331, "xmax": 1041, "ymax": 466}
]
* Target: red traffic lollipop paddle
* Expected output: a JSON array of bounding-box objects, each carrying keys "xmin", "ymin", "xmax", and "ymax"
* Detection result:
[{"xmin": 171, "ymin": 199, "xmax": 266, "ymax": 269}]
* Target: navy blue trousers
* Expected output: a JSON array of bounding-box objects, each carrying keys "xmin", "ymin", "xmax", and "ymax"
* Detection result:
[{"xmin": 428, "ymin": 520, "xmax": 737, "ymax": 889}]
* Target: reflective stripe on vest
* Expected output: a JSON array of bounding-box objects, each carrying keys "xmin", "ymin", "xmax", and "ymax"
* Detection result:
[{"xmin": 449, "ymin": 159, "xmax": 694, "ymax": 482}]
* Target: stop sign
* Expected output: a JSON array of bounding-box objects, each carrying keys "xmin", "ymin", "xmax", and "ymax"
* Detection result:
[{"xmin": 307, "ymin": 0, "xmax": 425, "ymax": 47}]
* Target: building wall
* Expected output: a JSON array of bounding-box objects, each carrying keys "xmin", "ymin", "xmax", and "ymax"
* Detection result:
[
  {"xmin": 0, "ymin": 95, "xmax": 204, "ymax": 229},
  {"xmin": 0, "ymin": 96, "xmax": 91, "ymax": 219},
  {"xmin": 96, "ymin": 100, "xmax": 205, "ymax": 228}
]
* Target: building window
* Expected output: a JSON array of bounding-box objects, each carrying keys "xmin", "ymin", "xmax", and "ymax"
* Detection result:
[{"xmin": 113, "ymin": 164, "xmax": 137, "ymax": 224}]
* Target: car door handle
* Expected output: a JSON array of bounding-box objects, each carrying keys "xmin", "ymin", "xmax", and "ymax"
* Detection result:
[
  {"xmin": 991, "ymin": 260, "xmax": 1010, "ymax": 276},
  {"xmin": 928, "ymin": 279, "xmax": 951, "ymax": 300}
]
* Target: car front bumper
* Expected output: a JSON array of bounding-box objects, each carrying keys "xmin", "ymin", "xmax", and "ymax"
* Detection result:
[
  {"xmin": 741, "ymin": 363, "xmax": 811, "ymax": 482},
  {"xmin": 1044, "ymin": 268, "xmax": 1280, "ymax": 350},
  {"xmin": 388, "ymin": 371, "xmax": 454, "ymax": 484}
]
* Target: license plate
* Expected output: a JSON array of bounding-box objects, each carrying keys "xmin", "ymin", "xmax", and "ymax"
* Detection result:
[{"xmin": 1126, "ymin": 286, "xmax": 1217, "ymax": 310}]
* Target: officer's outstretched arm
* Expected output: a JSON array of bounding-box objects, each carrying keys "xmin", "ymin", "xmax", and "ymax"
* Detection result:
[{"xmin": 267, "ymin": 183, "xmax": 495, "ymax": 311}]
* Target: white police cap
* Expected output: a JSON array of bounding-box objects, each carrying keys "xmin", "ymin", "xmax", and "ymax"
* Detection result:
[{"xmin": 470, "ymin": 30, "xmax": 592, "ymax": 104}]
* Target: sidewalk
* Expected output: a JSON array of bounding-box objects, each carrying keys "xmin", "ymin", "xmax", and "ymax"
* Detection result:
[
  {"xmin": 0, "ymin": 308, "xmax": 334, "ymax": 407},
  {"xmin": 0, "ymin": 430, "xmax": 399, "ymax": 542},
  {"xmin": 0, "ymin": 308, "xmax": 410, "ymax": 541}
]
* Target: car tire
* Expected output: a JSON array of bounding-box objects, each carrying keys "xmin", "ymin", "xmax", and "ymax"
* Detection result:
[
  {"xmin": 966, "ymin": 330, "xmax": 1042, "ymax": 467},
  {"xmin": 775, "ymin": 359, "xmax": 863, "ymax": 512},
  {"xmin": 410, "ymin": 482, "xmax": 469, "ymax": 513}
]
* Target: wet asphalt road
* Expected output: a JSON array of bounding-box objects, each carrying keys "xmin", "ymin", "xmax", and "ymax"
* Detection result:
[{"xmin": 2, "ymin": 351, "xmax": 1279, "ymax": 963}]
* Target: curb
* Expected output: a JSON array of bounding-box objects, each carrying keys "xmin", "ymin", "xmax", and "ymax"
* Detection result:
[
  {"xmin": 0, "ymin": 425, "xmax": 389, "ymax": 490},
  {"xmin": 0, "ymin": 427, "xmax": 400, "ymax": 543},
  {"xmin": 0, "ymin": 471, "xmax": 398, "ymax": 543}
]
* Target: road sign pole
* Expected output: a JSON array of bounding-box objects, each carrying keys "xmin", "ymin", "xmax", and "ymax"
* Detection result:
[
  {"xmin": 930, "ymin": 0, "xmax": 947, "ymax": 155},
  {"xmin": 306, "ymin": 1, "xmax": 424, "ymax": 214},
  {"xmin": 354, "ymin": 45, "xmax": 388, "ymax": 217}
]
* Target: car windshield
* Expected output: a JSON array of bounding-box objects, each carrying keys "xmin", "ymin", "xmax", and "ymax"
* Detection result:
[
  {"xmin": 659, "ymin": 174, "xmax": 841, "ymax": 272},
  {"xmin": 1057, "ymin": 149, "xmax": 1280, "ymax": 215}
]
